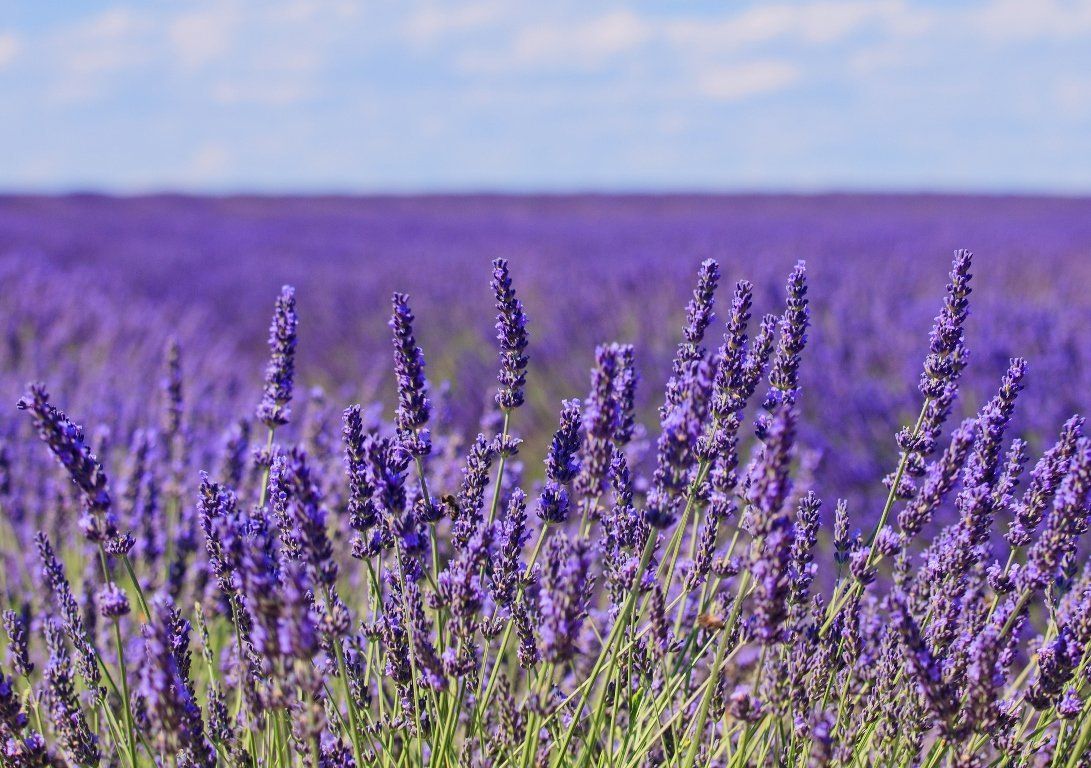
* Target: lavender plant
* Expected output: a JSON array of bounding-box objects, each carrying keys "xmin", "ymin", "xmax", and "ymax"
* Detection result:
[{"xmin": 2, "ymin": 249, "xmax": 1091, "ymax": 768}]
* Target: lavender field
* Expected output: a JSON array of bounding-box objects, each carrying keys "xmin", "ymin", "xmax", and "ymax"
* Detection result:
[
  {"xmin": 3, "ymin": 193, "xmax": 1091, "ymax": 766},
  {"xmin": 3, "ymin": 194, "xmax": 1091, "ymax": 509}
]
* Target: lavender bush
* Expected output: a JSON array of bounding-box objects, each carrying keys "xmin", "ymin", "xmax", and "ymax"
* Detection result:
[{"xmin": 1, "ymin": 240, "xmax": 1090, "ymax": 767}]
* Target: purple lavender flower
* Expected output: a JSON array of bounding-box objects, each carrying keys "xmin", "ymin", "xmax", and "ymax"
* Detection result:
[
  {"xmin": 256, "ymin": 285, "xmax": 298, "ymax": 429},
  {"xmin": 683, "ymin": 259, "xmax": 721, "ymax": 356},
  {"xmin": 612, "ymin": 344, "xmax": 638, "ymax": 446},
  {"xmin": 575, "ymin": 345, "xmax": 622, "ymax": 515},
  {"xmin": 898, "ymin": 418, "xmax": 976, "ymax": 541},
  {"xmin": 139, "ymin": 598, "xmax": 217, "ymax": 767},
  {"xmin": 17, "ymin": 384, "xmax": 120, "ymax": 543},
  {"xmin": 35, "ymin": 533, "xmax": 100, "ymax": 695},
  {"xmin": 451, "ymin": 434, "xmax": 496, "ymax": 548},
  {"xmin": 891, "ymin": 250, "xmax": 974, "ymax": 497},
  {"xmin": 161, "ymin": 335, "xmax": 184, "ymax": 439},
  {"xmin": 538, "ymin": 535, "xmax": 592, "ymax": 663},
  {"xmin": 538, "ymin": 399, "xmax": 582, "ymax": 524},
  {"xmin": 891, "ymin": 597, "xmax": 961, "ymax": 737},
  {"xmin": 343, "ymin": 404, "xmax": 380, "ymax": 533},
  {"xmin": 919, "ymin": 250, "xmax": 972, "ymax": 401},
  {"xmin": 0, "ymin": 670, "xmax": 28, "ymax": 733},
  {"xmin": 1057, "ymin": 688, "xmax": 1083, "ymax": 720},
  {"xmin": 3, "ymin": 609, "xmax": 33, "ymax": 678},
  {"xmin": 390, "ymin": 292, "xmax": 432, "ymax": 457},
  {"xmin": 683, "ymin": 511, "xmax": 720, "ymax": 593},
  {"xmin": 763, "ymin": 261, "xmax": 809, "ymax": 414},
  {"xmin": 271, "ymin": 448, "xmax": 338, "ymax": 589},
  {"xmin": 751, "ymin": 518, "xmax": 795, "ymax": 643},
  {"xmin": 833, "ymin": 499, "xmax": 851, "ymax": 566},
  {"xmin": 789, "ymin": 491, "xmax": 821, "ymax": 603},
  {"xmin": 492, "ymin": 488, "xmax": 529, "ymax": 608},
  {"xmin": 491, "ymin": 258, "xmax": 529, "ymax": 412},
  {"xmin": 746, "ymin": 404, "xmax": 798, "ymax": 531},
  {"xmin": 645, "ymin": 260, "xmax": 721, "ymax": 528},
  {"xmin": 95, "ymin": 582, "xmax": 130, "ymax": 618},
  {"xmin": 1022, "ymin": 437, "xmax": 1091, "ymax": 593},
  {"xmin": 1026, "ymin": 626, "xmax": 1082, "ymax": 710},
  {"xmin": 43, "ymin": 620, "xmax": 99, "ymax": 766},
  {"xmin": 1007, "ymin": 415, "xmax": 1084, "ymax": 547},
  {"xmin": 512, "ymin": 596, "xmax": 539, "ymax": 669},
  {"xmin": 696, "ymin": 280, "xmax": 755, "ymax": 461}
]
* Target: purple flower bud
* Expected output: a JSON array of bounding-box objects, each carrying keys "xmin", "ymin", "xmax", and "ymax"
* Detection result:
[
  {"xmin": 17, "ymin": 384, "xmax": 124, "ymax": 546},
  {"xmin": 1057, "ymin": 688, "xmax": 1083, "ymax": 720},
  {"xmin": 545, "ymin": 399, "xmax": 582, "ymax": 485},
  {"xmin": 538, "ymin": 535, "xmax": 592, "ymax": 663},
  {"xmin": 452, "ymin": 434, "xmax": 495, "ymax": 548},
  {"xmin": 96, "ymin": 582, "xmax": 130, "ymax": 619},
  {"xmin": 612, "ymin": 344, "xmax": 638, "ymax": 446},
  {"xmin": 491, "ymin": 258, "xmax": 529, "ymax": 411},
  {"xmin": 43, "ymin": 619, "xmax": 100, "ymax": 765},
  {"xmin": 3, "ymin": 609, "xmax": 33, "ymax": 677},
  {"xmin": 160, "ymin": 335, "xmax": 184, "ymax": 439},
  {"xmin": 1022, "ymin": 437, "xmax": 1091, "ymax": 593},
  {"xmin": 1026, "ymin": 626, "xmax": 1082, "ymax": 710},
  {"xmin": 833, "ymin": 500, "xmax": 851, "ymax": 565},
  {"xmin": 1007, "ymin": 415, "xmax": 1084, "ymax": 547},
  {"xmin": 576, "ymin": 345, "xmax": 623, "ymax": 513},
  {"xmin": 764, "ymin": 261, "xmax": 808, "ymax": 412},
  {"xmin": 390, "ymin": 292, "xmax": 431, "ymax": 456},
  {"xmin": 256, "ymin": 285, "xmax": 298, "ymax": 428},
  {"xmin": 343, "ymin": 405, "xmax": 381, "ymax": 533},
  {"xmin": 492, "ymin": 489, "xmax": 529, "ymax": 608},
  {"xmin": 139, "ymin": 598, "xmax": 217, "ymax": 767},
  {"xmin": 919, "ymin": 250, "xmax": 972, "ymax": 401},
  {"xmin": 899, "ymin": 418, "xmax": 976, "ymax": 540}
]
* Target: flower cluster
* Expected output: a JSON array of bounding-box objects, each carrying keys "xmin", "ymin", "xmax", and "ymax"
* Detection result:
[{"xmin": 3, "ymin": 251, "xmax": 1091, "ymax": 768}]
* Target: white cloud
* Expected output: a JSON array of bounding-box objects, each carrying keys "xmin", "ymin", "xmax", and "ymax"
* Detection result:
[
  {"xmin": 458, "ymin": 9, "xmax": 651, "ymax": 72},
  {"xmin": 0, "ymin": 32, "xmax": 19, "ymax": 69},
  {"xmin": 212, "ymin": 79, "xmax": 309, "ymax": 106},
  {"xmin": 663, "ymin": 1, "xmax": 924, "ymax": 53},
  {"xmin": 405, "ymin": 2, "xmax": 506, "ymax": 47},
  {"xmin": 169, "ymin": 7, "xmax": 238, "ymax": 69},
  {"xmin": 188, "ymin": 143, "xmax": 231, "ymax": 181},
  {"xmin": 971, "ymin": 0, "xmax": 1091, "ymax": 42},
  {"xmin": 60, "ymin": 9, "xmax": 152, "ymax": 76},
  {"xmin": 696, "ymin": 60, "xmax": 800, "ymax": 101}
]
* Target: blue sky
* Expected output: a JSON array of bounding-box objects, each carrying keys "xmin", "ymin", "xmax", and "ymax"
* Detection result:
[{"xmin": 0, "ymin": 0, "xmax": 1089, "ymax": 192}]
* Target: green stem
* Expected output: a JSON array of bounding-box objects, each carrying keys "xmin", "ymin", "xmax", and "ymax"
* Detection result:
[{"xmin": 560, "ymin": 533, "xmax": 657, "ymax": 766}]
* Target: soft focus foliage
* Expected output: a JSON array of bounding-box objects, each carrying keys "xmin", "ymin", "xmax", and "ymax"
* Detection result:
[{"xmin": 0, "ymin": 196, "xmax": 1090, "ymax": 766}]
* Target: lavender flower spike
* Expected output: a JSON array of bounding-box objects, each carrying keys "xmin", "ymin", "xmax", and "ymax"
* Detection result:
[
  {"xmin": 764, "ymin": 261, "xmax": 809, "ymax": 413},
  {"xmin": 3, "ymin": 609, "xmax": 33, "ymax": 677},
  {"xmin": 491, "ymin": 258, "xmax": 529, "ymax": 412},
  {"xmin": 1022, "ymin": 437, "xmax": 1091, "ymax": 592},
  {"xmin": 390, "ymin": 292, "xmax": 432, "ymax": 457},
  {"xmin": 256, "ymin": 285, "xmax": 298, "ymax": 428},
  {"xmin": 538, "ymin": 398, "xmax": 582, "ymax": 524},
  {"xmin": 539, "ymin": 535, "xmax": 593, "ymax": 663},
  {"xmin": 17, "ymin": 383, "xmax": 119, "ymax": 543}
]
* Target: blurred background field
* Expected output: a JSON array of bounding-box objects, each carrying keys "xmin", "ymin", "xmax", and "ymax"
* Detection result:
[{"xmin": 2, "ymin": 192, "xmax": 1090, "ymax": 514}]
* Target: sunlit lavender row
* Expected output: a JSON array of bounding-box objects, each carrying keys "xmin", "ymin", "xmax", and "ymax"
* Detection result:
[{"xmin": 1, "ymin": 232, "xmax": 1090, "ymax": 766}]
